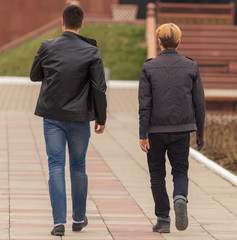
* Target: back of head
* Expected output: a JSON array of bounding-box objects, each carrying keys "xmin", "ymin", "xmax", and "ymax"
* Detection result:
[
  {"xmin": 156, "ymin": 23, "xmax": 181, "ymax": 49},
  {"xmin": 63, "ymin": 4, "xmax": 84, "ymax": 30}
]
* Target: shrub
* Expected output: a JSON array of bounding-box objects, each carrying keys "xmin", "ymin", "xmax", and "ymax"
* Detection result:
[{"xmin": 191, "ymin": 114, "xmax": 237, "ymax": 174}]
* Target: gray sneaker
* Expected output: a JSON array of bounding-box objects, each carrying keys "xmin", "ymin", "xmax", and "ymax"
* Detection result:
[
  {"xmin": 153, "ymin": 217, "xmax": 170, "ymax": 233},
  {"xmin": 174, "ymin": 199, "xmax": 188, "ymax": 231}
]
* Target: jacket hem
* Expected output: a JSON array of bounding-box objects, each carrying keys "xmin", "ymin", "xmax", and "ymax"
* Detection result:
[
  {"xmin": 35, "ymin": 110, "xmax": 94, "ymax": 122},
  {"xmin": 149, "ymin": 123, "xmax": 197, "ymax": 133}
]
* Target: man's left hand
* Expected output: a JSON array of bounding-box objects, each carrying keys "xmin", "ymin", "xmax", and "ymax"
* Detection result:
[{"xmin": 95, "ymin": 122, "xmax": 105, "ymax": 134}]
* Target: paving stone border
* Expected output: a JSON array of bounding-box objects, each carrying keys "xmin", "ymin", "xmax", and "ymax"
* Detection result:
[{"xmin": 190, "ymin": 148, "xmax": 237, "ymax": 186}]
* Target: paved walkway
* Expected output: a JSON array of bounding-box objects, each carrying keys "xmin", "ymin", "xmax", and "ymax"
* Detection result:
[{"xmin": 0, "ymin": 84, "xmax": 237, "ymax": 240}]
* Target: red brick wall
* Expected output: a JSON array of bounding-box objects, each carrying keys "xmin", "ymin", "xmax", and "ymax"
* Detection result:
[
  {"xmin": 0, "ymin": 0, "xmax": 66, "ymax": 47},
  {"xmin": 79, "ymin": 0, "xmax": 118, "ymax": 17},
  {"xmin": 0, "ymin": 0, "xmax": 118, "ymax": 48}
]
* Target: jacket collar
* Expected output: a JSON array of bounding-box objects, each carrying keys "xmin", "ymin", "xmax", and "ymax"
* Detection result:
[
  {"xmin": 159, "ymin": 49, "xmax": 179, "ymax": 56},
  {"xmin": 62, "ymin": 31, "xmax": 97, "ymax": 47}
]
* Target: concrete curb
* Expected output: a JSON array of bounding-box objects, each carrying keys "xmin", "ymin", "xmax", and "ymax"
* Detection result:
[
  {"xmin": 0, "ymin": 76, "xmax": 39, "ymax": 85},
  {"xmin": 190, "ymin": 148, "xmax": 237, "ymax": 186},
  {"xmin": 0, "ymin": 78, "xmax": 139, "ymax": 88},
  {"xmin": 107, "ymin": 80, "xmax": 138, "ymax": 88}
]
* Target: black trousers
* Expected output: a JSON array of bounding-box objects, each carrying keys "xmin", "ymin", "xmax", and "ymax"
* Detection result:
[{"xmin": 147, "ymin": 132, "xmax": 190, "ymax": 218}]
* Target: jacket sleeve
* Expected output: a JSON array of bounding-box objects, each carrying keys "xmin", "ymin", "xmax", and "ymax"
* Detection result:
[
  {"xmin": 139, "ymin": 64, "xmax": 152, "ymax": 139},
  {"xmin": 30, "ymin": 43, "xmax": 45, "ymax": 82},
  {"xmin": 192, "ymin": 62, "xmax": 206, "ymax": 138},
  {"xmin": 90, "ymin": 49, "xmax": 107, "ymax": 125}
]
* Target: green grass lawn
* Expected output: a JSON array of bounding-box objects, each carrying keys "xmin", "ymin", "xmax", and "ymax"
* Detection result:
[{"xmin": 0, "ymin": 23, "xmax": 146, "ymax": 80}]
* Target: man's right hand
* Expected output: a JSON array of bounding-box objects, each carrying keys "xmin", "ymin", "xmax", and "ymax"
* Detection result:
[
  {"xmin": 196, "ymin": 137, "xmax": 205, "ymax": 151},
  {"xmin": 139, "ymin": 139, "xmax": 150, "ymax": 153},
  {"xmin": 95, "ymin": 122, "xmax": 105, "ymax": 134}
]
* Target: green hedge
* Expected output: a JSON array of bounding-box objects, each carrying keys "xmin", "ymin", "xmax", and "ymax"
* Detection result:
[{"xmin": 0, "ymin": 23, "xmax": 146, "ymax": 80}]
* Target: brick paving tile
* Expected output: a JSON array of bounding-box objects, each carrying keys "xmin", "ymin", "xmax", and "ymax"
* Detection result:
[
  {"xmin": 86, "ymin": 145, "xmax": 165, "ymax": 240},
  {"xmin": 1, "ymin": 84, "xmax": 237, "ymax": 240},
  {"xmin": 0, "ymin": 107, "xmax": 164, "ymax": 240}
]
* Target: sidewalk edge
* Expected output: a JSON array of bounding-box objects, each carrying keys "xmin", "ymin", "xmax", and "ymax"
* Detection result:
[
  {"xmin": 190, "ymin": 147, "xmax": 237, "ymax": 186},
  {"xmin": 0, "ymin": 77, "xmax": 139, "ymax": 88},
  {"xmin": 0, "ymin": 76, "xmax": 39, "ymax": 85},
  {"xmin": 108, "ymin": 80, "xmax": 139, "ymax": 88}
]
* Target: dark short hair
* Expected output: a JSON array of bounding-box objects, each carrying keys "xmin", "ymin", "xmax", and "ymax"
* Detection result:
[
  {"xmin": 63, "ymin": 5, "xmax": 84, "ymax": 30},
  {"xmin": 159, "ymin": 37, "xmax": 179, "ymax": 49}
]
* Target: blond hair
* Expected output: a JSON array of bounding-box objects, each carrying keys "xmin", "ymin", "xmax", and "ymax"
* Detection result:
[{"xmin": 156, "ymin": 23, "xmax": 181, "ymax": 49}]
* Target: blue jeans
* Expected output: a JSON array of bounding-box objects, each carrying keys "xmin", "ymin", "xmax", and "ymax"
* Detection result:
[
  {"xmin": 43, "ymin": 119, "xmax": 90, "ymax": 224},
  {"xmin": 147, "ymin": 132, "xmax": 190, "ymax": 218}
]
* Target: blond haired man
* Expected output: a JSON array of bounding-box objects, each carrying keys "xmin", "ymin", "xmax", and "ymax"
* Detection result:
[{"xmin": 139, "ymin": 23, "xmax": 205, "ymax": 233}]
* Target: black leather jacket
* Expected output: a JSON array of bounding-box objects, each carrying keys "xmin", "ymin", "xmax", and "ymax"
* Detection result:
[
  {"xmin": 139, "ymin": 49, "xmax": 205, "ymax": 139},
  {"xmin": 30, "ymin": 31, "xmax": 107, "ymax": 125}
]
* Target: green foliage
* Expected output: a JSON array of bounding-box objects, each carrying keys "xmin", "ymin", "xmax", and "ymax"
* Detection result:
[
  {"xmin": 0, "ymin": 28, "xmax": 62, "ymax": 77},
  {"xmin": 80, "ymin": 23, "xmax": 146, "ymax": 80},
  {"xmin": 191, "ymin": 115, "xmax": 237, "ymax": 174},
  {"xmin": 0, "ymin": 23, "xmax": 146, "ymax": 80}
]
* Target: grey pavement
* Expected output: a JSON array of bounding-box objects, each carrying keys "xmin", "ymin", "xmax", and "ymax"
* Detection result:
[{"xmin": 0, "ymin": 83, "xmax": 237, "ymax": 240}]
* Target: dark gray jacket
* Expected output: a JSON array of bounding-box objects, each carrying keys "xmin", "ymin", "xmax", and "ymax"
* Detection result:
[
  {"xmin": 139, "ymin": 49, "xmax": 205, "ymax": 139},
  {"xmin": 30, "ymin": 31, "xmax": 107, "ymax": 125}
]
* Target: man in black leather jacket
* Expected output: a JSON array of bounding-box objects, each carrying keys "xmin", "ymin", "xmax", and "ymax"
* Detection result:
[
  {"xmin": 139, "ymin": 23, "xmax": 205, "ymax": 233},
  {"xmin": 30, "ymin": 4, "xmax": 106, "ymax": 236}
]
